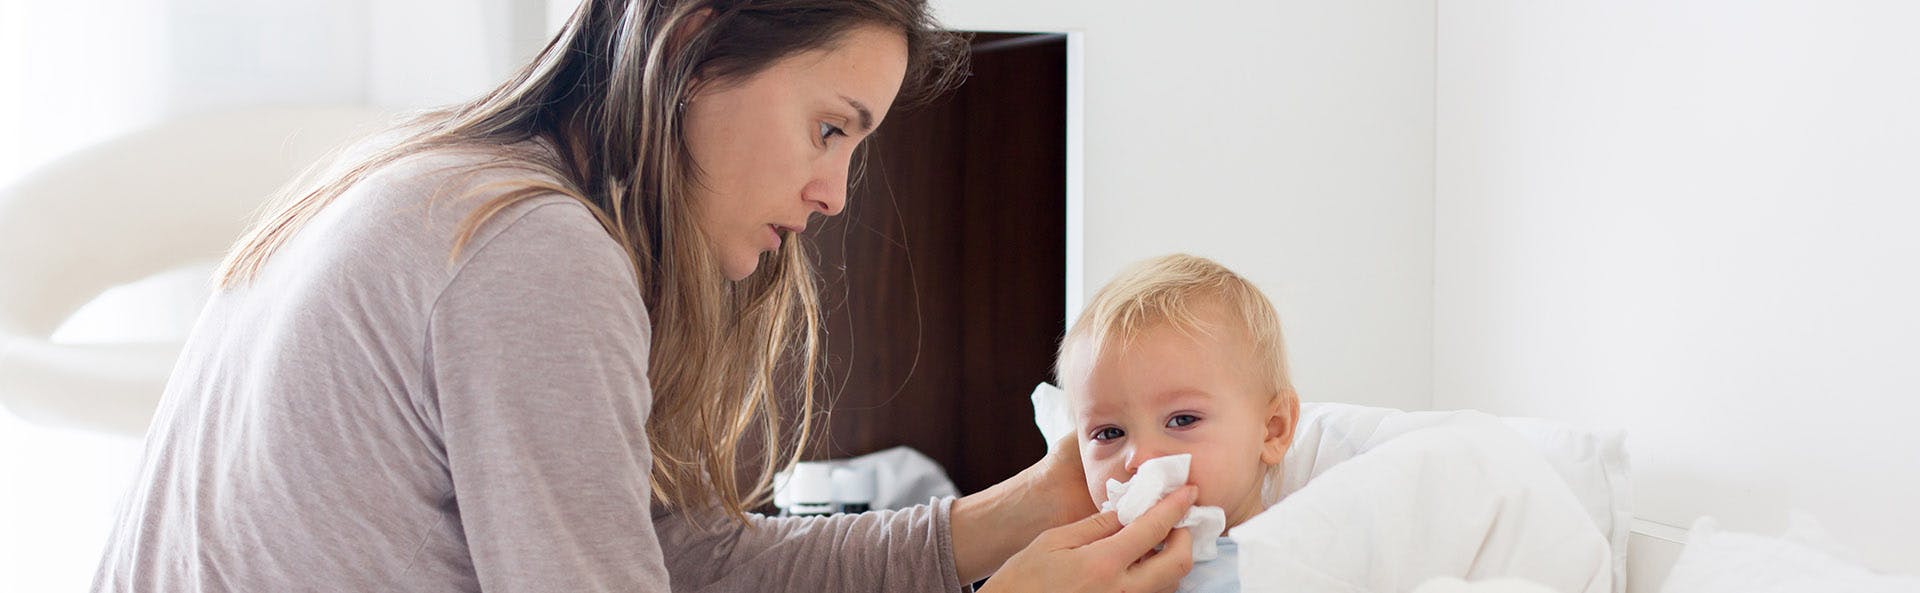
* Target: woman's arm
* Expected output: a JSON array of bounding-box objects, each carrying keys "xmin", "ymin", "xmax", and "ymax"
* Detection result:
[
  {"xmin": 431, "ymin": 200, "xmax": 671, "ymax": 591},
  {"xmin": 650, "ymin": 437, "xmax": 1096, "ymax": 591},
  {"xmin": 651, "ymin": 436, "xmax": 1190, "ymax": 593},
  {"xmin": 653, "ymin": 499, "xmax": 967, "ymax": 592},
  {"xmin": 949, "ymin": 436, "xmax": 1100, "ymax": 582}
]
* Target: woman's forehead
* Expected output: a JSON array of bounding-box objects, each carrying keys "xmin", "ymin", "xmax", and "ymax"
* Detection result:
[{"xmin": 775, "ymin": 26, "xmax": 907, "ymax": 118}]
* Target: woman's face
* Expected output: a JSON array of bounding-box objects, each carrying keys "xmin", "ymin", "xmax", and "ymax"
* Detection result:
[{"xmin": 681, "ymin": 25, "xmax": 910, "ymax": 281}]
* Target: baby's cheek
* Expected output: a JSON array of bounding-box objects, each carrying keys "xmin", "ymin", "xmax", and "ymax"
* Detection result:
[
  {"xmin": 1084, "ymin": 458, "xmax": 1133, "ymax": 504},
  {"xmin": 1082, "ymin": 460, "xmax": 1113, "ymax": 503},
  {"xmin": 1187, "ymin": 454, "xmax": 1247, "ymax": 508},
  {"xmin": 1186, "ymin": 461, "xmax": 1225, "ymax": 506}
]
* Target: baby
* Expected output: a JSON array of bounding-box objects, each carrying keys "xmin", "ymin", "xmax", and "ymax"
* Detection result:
[{"xmin": 1056, "ymin": 254, "xmax": 1300, "ymax": 593}]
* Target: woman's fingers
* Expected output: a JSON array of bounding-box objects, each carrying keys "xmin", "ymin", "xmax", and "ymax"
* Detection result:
[
  {"xmin": 1042, "ymin": 436, "xmax": 1100, "ymax": 520},
  {"xmin": 975, "ymin": 486, "xmax": 1201, "ymax": 593},
  {"xmin": 1123, "ymin": 523, "xmax": 1194, "ymax": 593},
  {"xmin": 1087, "ymin": 485, "xmax": 1197, "ymax": 559},
  {"xmin": 1036, "ymin": 509, "xmax": 1125, "ymax": 550}
]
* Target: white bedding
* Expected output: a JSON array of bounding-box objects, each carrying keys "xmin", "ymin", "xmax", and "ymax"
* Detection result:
[
  {"xmin": 1276, "ymin": 402, "xmax": 1632, "ymax": 591},
  {"xmin": 1027, "ymin": 385, "xmax": 1618, "ymax": 591},
  {"xmin": 1234, "ymin": 416, "xmax": 1613, "ymax": 593},
  {"xmin": 1411, "ymin": 577, "xmax": 1564, "ymax": 593},
  {"xmin": 1660, "ymin": 515, "xmax": 1920, "ymax": 593}
]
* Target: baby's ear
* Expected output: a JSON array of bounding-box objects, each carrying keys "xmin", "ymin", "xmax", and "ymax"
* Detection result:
[{"xmin": 1260, "ymin": 391, "xmax": 1299, "ymax": 465}]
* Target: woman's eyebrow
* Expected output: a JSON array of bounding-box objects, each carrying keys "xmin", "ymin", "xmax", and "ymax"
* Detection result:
[{"xmin": 840, "ymin": 95, "xmax": 874, "ymax": 133}]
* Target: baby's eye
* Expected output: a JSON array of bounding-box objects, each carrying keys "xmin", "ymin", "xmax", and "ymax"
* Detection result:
[
  {"xmin": 1091, "ymin": 427, "xmax": 1125, "ymax": 442},
  {"xmin": 1166, "ymin": 414, "xmax": 1200, "ymax": 429}
]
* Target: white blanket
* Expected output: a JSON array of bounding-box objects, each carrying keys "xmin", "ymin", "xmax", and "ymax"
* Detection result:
[
  {"xmin": 1234, "ymin": 417, "xmax": 1613, "ymax": 593},
  {"xmin": 1411, "ymin": 577, "xmax": 1565, "ymax": 593}
]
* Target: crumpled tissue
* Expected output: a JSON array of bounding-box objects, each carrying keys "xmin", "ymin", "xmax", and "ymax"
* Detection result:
[
  {"xmin": 1031, "ymin": 383, "xmax": 1074, "ymax": 453},
  {"xmin": 1100, "ymin": 453, "xmax": 1228, "ymax": 561}
]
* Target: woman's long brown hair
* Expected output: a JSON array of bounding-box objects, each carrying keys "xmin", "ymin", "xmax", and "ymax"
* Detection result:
[{"xmin": 215, "ymin": 0, "xmax": 967, "ymax": 520}]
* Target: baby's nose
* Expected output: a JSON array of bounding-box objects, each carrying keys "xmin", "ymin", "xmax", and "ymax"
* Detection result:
[{"xmin": 1124, "ymin": 447, "xmax": 1177, "ymax": 474}]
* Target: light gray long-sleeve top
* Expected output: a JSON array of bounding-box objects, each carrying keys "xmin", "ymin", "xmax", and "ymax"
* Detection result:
[{"xmin": 91, "ymin": 146, "xmax": 966, "ymax": 593}]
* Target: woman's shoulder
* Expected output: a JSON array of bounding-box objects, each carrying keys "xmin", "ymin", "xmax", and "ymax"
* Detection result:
[
  {"xmin": 337, "ymin": 140, "xmax": 620, "ymax": 270},
  {"xmin": 266, "ymin": 139, "xmax": 632, "ymax": 307},
  {"xmin": 351, "ymin": 140, "xmax": 580, "ymax": 221}
]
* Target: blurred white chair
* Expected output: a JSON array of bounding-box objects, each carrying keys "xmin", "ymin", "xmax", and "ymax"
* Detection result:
[{"xmin": 0, "ymin": 106, "xmax": 390, "ymax": 436}]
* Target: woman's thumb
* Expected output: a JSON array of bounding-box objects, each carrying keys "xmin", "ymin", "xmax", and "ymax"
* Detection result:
[{"xmin": 1041, "ymin": 509, "xmax": 1126, "ymax": 549}]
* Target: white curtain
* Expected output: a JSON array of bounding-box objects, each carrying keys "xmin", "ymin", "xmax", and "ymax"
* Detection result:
[{"xmin": 0, "ymin": 1, "xmax": 549, "ymax": 589}]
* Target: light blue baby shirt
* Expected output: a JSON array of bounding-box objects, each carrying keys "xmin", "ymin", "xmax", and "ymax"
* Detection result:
[{"xmin": 1179, "ymin": 537, "xmax": 1239, "ymax": 593}]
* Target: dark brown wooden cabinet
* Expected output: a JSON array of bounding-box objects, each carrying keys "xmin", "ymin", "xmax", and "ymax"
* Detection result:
[{"xmin": 800, "ymin": 32, "xmax": 1068, "ymax": 495}]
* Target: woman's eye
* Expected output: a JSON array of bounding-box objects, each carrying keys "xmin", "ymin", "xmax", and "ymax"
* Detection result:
[
  {"xmin": 1167, "ymin": 414, "xmax": 1200, "ymax": 429},
  {"xmin": 818, "ymin": 121, "xmax": 846, "ymax": 141},
  {"xmin": 1091, "ymin": 427, "xmax": 1125, "ymax": 442}
]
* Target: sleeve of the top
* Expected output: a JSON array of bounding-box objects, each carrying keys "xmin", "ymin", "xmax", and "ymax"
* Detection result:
[
  {"xmin": 426, "ymin": 200, "xmax": 671, "ymax": 592},
  {"xmin": 652, "ymin": 498, "xmax": 970, "ymax": 593}
]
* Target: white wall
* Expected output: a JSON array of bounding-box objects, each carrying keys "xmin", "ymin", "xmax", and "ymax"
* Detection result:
[
  {"xmin": 369, "ymin": 0, "xmax": 552, "ymax": 107},
  {"xmin": 0, "ymin": 0, "xmax": 546, "ymax": 188},
  {"xmin": 1436, "ymin": 0, "xmax": 1920, "ymax": 573},
  {"xmin": 0, "ymin": 0, "xmax": 169, "ymax": 185},
  {"xmin": 934, "ymin": 0, "xmax": 1437, "ymax": 410}
]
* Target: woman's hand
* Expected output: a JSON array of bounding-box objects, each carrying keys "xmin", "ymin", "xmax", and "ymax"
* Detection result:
[
  {"xmin": 951, "ymin": 436, "xmax": 1101, "ymax": 582},
  {"xmin": 976, "ymin": 485, "xmax": 1199, "ymax": 593},
  {"xmin": 1024, "ymin": 434, "xmax": 1101, "ymax": 524}
]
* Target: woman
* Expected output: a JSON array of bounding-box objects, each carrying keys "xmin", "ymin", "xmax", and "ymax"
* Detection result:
[{"xmin": 91, "ymin": 0, "xmax": 1198, "ymax": 591}]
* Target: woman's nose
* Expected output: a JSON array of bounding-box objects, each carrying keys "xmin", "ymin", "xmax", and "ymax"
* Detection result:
[{"xmin": 803, "ymin": 156, "xmax": 851, "ymax": 217}]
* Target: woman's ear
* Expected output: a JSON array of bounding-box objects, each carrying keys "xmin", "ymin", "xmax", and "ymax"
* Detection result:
[{"xmin": 1259, "ymin": 392, "xmax": 1299, "ymax": 465}]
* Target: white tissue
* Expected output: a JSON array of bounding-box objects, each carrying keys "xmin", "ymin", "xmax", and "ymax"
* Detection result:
[
  {"xmin": 1098, "ymin": 453, "xmax": 1229, "ymax": 561},
  {"xmin": 1031, "ymin": 383, "xmax": 1073, "ymax": 452}
]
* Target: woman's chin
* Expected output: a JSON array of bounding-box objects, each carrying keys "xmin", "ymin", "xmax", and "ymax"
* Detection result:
[{"xmin": 721, "ymin": 255, "xmax": 759, "ymax": 282}]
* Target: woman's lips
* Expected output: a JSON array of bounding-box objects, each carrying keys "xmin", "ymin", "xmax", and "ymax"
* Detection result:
[{"xmin": 767, "ymin": 223, "xmax": 806, "ymax": 251}]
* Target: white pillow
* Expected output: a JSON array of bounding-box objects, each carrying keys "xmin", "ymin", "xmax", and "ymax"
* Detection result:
[
  {"xmin": 1277, "ymin": 403, "xmax": 1632, "ymax": 593},
  {"xmin": 1660, "ymin": 515, "xmax": 1920, "ymax": 593},
  {"xmin": 1028, "ymin": 385, "xmax": 1632, "ymax": 593}
]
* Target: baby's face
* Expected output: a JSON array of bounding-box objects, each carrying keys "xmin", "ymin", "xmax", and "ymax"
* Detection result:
[{"xmin": 1064, "ymin": 304, "xmax": 1291, "ymax": 528}]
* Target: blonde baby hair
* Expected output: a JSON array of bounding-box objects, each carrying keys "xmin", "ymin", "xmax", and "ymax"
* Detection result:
[{"xmin": 1056, "ymin": 253, "xmax": 1298, "ymax": 506}]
